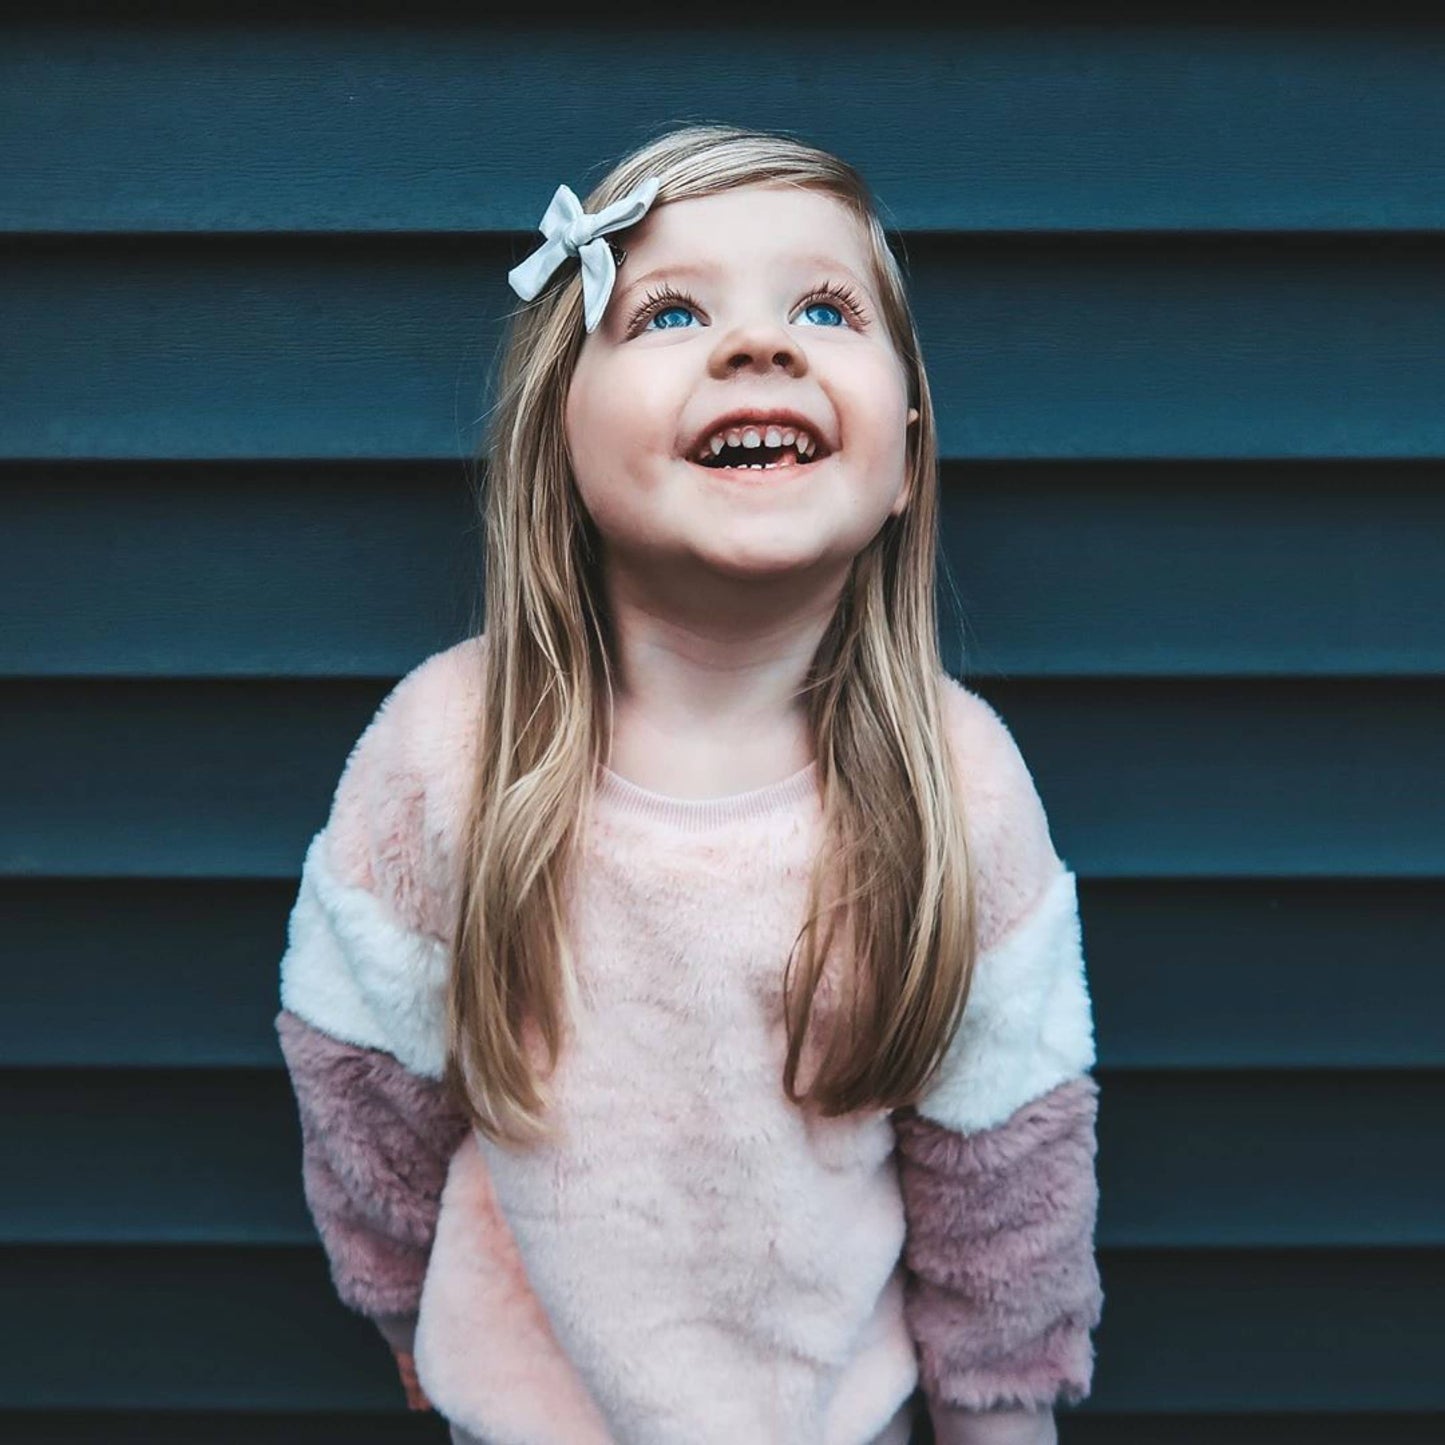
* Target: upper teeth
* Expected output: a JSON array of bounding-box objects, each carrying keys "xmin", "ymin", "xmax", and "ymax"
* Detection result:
[{"xmin": 700, "ymin": 423, "xmax": 818, "ymax": 462}]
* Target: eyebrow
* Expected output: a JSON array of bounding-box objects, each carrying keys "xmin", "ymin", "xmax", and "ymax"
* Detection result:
[
  {"xmin": 612, "ymin": 254, "xmax": 875, "ymax": 311},
  {"xmin": 611, "ymin": 261, "xmax": 717, "ymax": 311}
]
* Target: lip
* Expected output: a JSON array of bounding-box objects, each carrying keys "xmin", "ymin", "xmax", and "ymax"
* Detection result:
[{"xmin": 685, "ymin": 406, "xmax": 834, "ymax": 463}]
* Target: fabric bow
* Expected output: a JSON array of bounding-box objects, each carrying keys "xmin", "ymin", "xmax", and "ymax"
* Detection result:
[{"xmin": 506, "ymin": 177, "xmax": 661, "ymax": 333}]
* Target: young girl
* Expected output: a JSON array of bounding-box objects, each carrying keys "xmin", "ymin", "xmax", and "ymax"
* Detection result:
[{"xmin": 275, "ymin": 124, "xmax": 1102, "ymax": 1445}]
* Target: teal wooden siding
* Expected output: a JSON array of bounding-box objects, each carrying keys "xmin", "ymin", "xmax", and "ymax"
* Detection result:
[{"xmin": 3, "ymin": 13, "xmax": 1442, "ymax": 1443}]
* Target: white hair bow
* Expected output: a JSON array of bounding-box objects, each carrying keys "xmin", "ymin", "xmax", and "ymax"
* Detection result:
[{"xmin": 506, "ymin": 177, "xmax": 661, "ymax": 334}]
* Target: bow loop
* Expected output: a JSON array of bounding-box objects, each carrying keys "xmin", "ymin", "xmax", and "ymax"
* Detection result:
[{"xmin": 507, "ymin": 177, "xmax": 661, "ymax": 333}]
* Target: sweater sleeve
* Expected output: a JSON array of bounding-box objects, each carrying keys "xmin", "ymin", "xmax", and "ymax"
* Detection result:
[
  {"xmin": 273, "ymin": 660, "xmax": 474, "ymax": 1409},
  {"xmin": 895, "ymin": 687, "xmax": 1103, "ymax": 1429}
]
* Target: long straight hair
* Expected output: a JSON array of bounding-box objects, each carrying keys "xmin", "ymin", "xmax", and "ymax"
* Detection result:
[{"xmin": 444, "ymin": 124, "xmax": 977, "ymax": 1145}]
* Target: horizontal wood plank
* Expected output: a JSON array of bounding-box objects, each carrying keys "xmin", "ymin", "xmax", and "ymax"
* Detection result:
[
  {"xmin": 2, "ymin": 1412, "xmax": 1443, "ymax": 1445},
  {"xmin": 1, "ymin": 877, "xmax": 1438, "ymax": 1068},
  {"xmin": 3, "ymin": 1245, "xmax": 1441, "ymax": 1410},
  {"xmin": 0, "ymin": 1417, "xmax": 445, "ymax": 1445},
  {"xmin": 1063, "ymin": 1421, "xmax": 1445, "ymax": 1445},
  {"xmin": 1, "ymin": 677, "xmax": 1439, "ymax": 879},
  {"xmin": 4, "ymin": 461, "xmax": 1441, "ymax": 679},
  {"xmin": 5, "ymin": 23, "xmax": 1444, "ymax": 234},
  {"xmin": 4, "ymin": 1069, "xmax": 1442, "ymax": 1249},
  {"xmin": 4, "ymin": 236, "xmax": 1445, "ymax": 462}
]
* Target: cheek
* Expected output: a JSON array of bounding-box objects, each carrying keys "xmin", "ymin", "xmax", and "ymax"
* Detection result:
[
  {"xmin": 564, "ymin": 376, "xmax": 675, "ymax": 536},
  {"xmin": 835, "ymin": 335, "xmax": 907, "ymax": 402},
  {"xmin": 565, "ymin": 380, "xmax": 629, "ymax": 508},
  {"xmin": 847, "ymin": 358, "xmax": 913, "ymax": 462},
  {"xmin": 566, "ymin": 361, "xmax": 673, "ymax": 479},
  {"xmin": 563, "ymin": 371, "xmax": 607, "ymax": 477}
]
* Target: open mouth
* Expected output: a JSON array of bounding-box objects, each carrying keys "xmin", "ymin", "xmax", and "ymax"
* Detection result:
[{"xmin": 691, "ymin": 423, "xmax": 826, "ymax": 473}]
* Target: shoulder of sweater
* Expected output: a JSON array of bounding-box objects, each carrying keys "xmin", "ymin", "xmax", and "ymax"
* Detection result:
[
  {"xmin": 370, "ymin": 633, "xmax": 486, "ymax": 815},
  {"xmin": 398, "ymin": 634, "xmax": 485, "ymax": 838},
  {"xmin": 907, "ymin": 673, "xmax": 1094, "ymax": 1132},
  {"xmin": 935, "ymin": 671, "xmax": 1068, "ymax": 954},
  {"xmin": 279, "ymin": 637, "xmax": 486, "ymax": 1078},
  {"xmin": 317, "ymin": 635, "xmax": 485, "ymax": 939}
]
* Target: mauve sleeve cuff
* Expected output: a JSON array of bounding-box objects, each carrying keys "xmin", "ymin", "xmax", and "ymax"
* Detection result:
[
  {"xmin": 895, "ymin": 1073, "xmax": 1104, "ymax": 1412},
  {"xmin": 276, "ymin": 1007, "xmax": 472, "ymax": 1321}
]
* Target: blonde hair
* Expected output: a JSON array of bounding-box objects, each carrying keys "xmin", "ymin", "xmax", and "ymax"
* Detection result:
[{"xmin": 445, "ymin": 123, "xmax": 977, "ymax": 1145}]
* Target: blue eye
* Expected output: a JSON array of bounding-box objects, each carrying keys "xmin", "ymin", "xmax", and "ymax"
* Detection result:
[
  {"xmin": 799, "ymin": 301, "xmax": 846, "ymax": 327},
  {"xmin": 648, "ymin": 304, "xmax": 697, "ymax": 330},
  {"xmin": 633, "ymin": 280, "xmax": 861, "ymax": 335}
]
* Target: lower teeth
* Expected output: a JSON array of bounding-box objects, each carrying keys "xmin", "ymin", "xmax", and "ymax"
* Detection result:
[{"xmin": 696, "ymin": 453, "xmax": 817, "ymax": 472}]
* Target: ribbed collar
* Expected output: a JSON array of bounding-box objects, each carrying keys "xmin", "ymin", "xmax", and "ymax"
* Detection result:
[{"xmin": 593, "ymin": 759, "xmax": 820, "ymax": 831}]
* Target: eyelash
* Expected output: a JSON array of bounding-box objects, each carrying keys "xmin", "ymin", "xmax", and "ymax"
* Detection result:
[{"xmin": 626, "ymin": 279, "xmax": 871, "ymax": 334}]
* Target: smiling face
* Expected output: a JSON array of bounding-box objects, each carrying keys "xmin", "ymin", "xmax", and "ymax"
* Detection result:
[{"xmin": 564, "ymin": 184, "xmax": 918, "ymax": 600}]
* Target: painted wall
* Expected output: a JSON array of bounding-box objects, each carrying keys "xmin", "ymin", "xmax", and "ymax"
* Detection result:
[{"xmin": 3, "ymin": 12, "xmax": 1442, "ymax": 1442}]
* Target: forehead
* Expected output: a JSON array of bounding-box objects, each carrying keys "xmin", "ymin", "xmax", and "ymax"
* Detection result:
[{"xmin": 617, "ymin": 183, "xmax": 874, "ymax": 282}]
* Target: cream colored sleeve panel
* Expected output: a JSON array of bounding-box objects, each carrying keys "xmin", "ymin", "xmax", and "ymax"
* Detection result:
[
  {"xmin": 915, "ymin": 867, "xmax": 1096, "ymax": 1135},
  {"xmin": 279, "ymin": 827, "xmax": 450, "ymax": 1081}
]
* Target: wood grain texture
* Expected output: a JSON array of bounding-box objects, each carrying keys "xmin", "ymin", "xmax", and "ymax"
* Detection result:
[
  {"xmin": 5, "ymin": 236, "xmax": 1445, "ymax": 461},
  {"xmin": 3, "ymin": 23, "xmax": 1443, "ymax": 234},
  {"xmin": 3, "ymin": 462, "xmax": 1440, "ymax": 678}
]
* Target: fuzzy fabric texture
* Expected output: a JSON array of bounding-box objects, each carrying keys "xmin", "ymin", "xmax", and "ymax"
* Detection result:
[
  {"xmin": 913, "ymin": 866, "xmax": 1095, "ymax": 1136},
  {"xmin": 322, "ymin": 639, "xmax": 483, "ymax": 939},
  {"xmin": 426, "ymin": 776, "xmax": 922, "ymax": 1444},
  {"xmin": 275, "ymin": 1007, "xmax": 471, "ymax": 1318},
  {"xmin": 894, "ymin": 1075, "xmax": 1104, "ymax": 1412},
  {"xmin": 444, "ymin": 1399, "xmax": 917, "ymax": 1445},
  {"xmin": 279, "ymin": 640, "xmax": 484, "ymax": 1077},
  {"xmin": 412, "ymin": 1130, "xmax": 618, "ymax": 1444},
  {"xmin": 279, "ymin": 829, "xmax": 453, "ymax": 1078},
  {"xmin": 273, "ymin": 635, "xmax": 1102, "ymax": 1441}
]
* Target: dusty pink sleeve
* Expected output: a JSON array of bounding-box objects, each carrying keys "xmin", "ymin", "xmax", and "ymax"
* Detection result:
[
  {"xmin": 273, "ymin": 647, "xmax": 480, "ymax": 1405},
  {"xmin": 894, "ymin": 1078, "xmax": 1102, "ymax": 1418},
  {"xmin": 897, "ymin": 683, "xmax": 1104, "ymax": 1422},
  {"xmin": 275, "ymin": 1008, "xmax": 469, "ymax": 1408},
  {"xmin": 275, "ymin": 1008, "xmax": 471, "ymax": 1319}
]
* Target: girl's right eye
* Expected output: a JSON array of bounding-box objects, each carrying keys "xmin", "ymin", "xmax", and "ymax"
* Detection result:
[
  {"xmin": 628, "ymin": 286, "xmax": 706, "ymax": 335},
  {"xmin": 648, "ymin": 304, "xmax": 697, "ymax": 331}
]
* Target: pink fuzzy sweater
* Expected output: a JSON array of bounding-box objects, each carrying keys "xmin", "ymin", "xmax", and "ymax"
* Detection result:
[{"xmin": 274, "ymin": 636, "xmax": 1102, "ymax": 1444}]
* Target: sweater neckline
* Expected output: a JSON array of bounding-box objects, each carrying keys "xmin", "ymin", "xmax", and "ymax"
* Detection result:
[{"xmin": 594, "ymin": 758, "xmax": 819, "ymax": 830}]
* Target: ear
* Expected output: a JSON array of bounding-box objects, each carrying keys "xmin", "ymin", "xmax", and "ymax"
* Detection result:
[{"xmin": 891, "ymin": 408, "xmax": 921, "ymax": 517}]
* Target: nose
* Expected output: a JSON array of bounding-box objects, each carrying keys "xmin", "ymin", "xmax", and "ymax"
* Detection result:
[{"xmin": 707, "ymin": 317, "xmax": 808, "ymax": 380}]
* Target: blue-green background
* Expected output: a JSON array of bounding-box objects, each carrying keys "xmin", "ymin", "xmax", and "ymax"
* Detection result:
[{"xmin": 3, "ymin": 8, "xmax": 1442, "ymax": 1441}]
